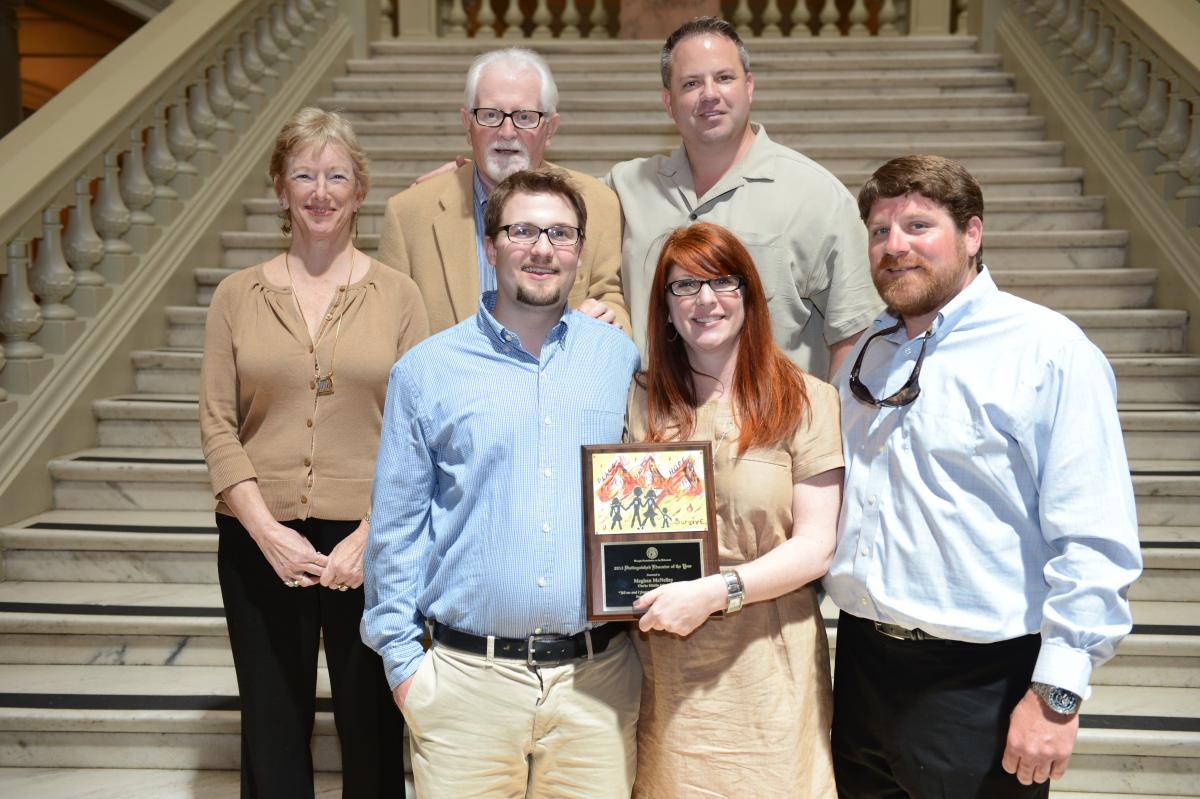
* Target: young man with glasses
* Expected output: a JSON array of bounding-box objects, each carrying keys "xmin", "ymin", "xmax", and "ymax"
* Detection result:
[
  {"xmin": 363, "ymin": 168, "xmax": 641, "ymax": 798},
  {"xmin": 377, "ymin": 47, "xmax": 630, "ymax": 336},
  {"xmin": 825, "ymin": 155, "xmax": 1142, "ymax": 798}
]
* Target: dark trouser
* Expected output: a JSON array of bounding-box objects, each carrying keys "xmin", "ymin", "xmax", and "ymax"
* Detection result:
[
  {"xmin": 832, "ymin": 611, "xmax": 1049, "ymax": 799},
  {"xmin": 217, "ymin": 514, "xmax": 406, "ymax": 799}
]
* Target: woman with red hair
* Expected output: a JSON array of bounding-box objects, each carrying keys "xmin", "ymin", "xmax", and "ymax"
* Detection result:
[{"xmin": 627, "ymin": 223, "xmax": 843, "ymax": 797}]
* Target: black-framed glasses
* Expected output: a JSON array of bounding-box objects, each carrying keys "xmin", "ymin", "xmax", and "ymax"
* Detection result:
[
  {"xmin": 470, "ymin": 108, "xmax": 545, "ymax": 129},
  {"xmin": 666, "ymin": 275, "xmax": 745, "ymax": 297},
  {"xmin": 499, "ymin": 222, "xmax": 583, "ymax": 247},
  {"xmin": 848, "ymin": 321, "xmax": 932, "ymax": 408}
]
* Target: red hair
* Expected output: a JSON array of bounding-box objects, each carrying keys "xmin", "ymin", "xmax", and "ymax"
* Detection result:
[{"xmin": 642, "ymin": 223, "xmax": 809, "ymax": 454}]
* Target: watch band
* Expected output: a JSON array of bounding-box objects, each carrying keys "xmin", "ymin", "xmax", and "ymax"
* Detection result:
[
  {"xmin": 1031, "ymin": 681, "xmax": 1081, "ymax": 716},
  {"xmin": 723, "ymin": 569, "xmax": 745, "ymax": 615}
]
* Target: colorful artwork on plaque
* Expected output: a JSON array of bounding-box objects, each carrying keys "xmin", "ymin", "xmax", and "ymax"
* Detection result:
[{"xmin": 590, "ymin": 448, "xmax": 708, "ymax": 535}]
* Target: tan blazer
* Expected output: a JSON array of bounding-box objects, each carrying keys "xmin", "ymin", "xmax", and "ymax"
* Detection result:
[{"xmin": 377, "ymin": 162, "xmax": 630, "ymax": 336}]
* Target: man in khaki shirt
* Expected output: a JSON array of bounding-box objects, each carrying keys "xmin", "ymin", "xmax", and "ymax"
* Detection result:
[
  {"xmin": 377, "ymin": 47, "xmax": 629, "ymax": 335},
  {"xmin": 607, "ymin": 17, "xmax": 882, "ymax": 377}
]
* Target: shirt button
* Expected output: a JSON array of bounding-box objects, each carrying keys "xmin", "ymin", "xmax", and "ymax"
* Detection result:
[
  {"xmin": 300, "ymin": 495, "xmax": 308, "ymax": 504},
  {"xmin": 860, "ymin": 597, "xmax": 867, "ymax": 606},
  {"xmin": 543, "ymin": 468, "xmax": 552, "ymax": 478},
  {"xmin": 534, "ymin": 627, "xmax": 543, "ymax": 634},
  {"xmin": 304, "ymin": 457, "xmax": 311, "ymax": 466},
  {"xmin": 867, "ymin": 496, "xmax": 876, "ymax": 506},
  {"xmin": 308, "ymin": 345, "xmax": 314, "ymax": 353},
  {"xmin": 543, "ymin": 416, "xmax": 552, "ymax": 426},
  {"xmin": 338, "ymin": 286, "xmax": 345, "ymax": 292},
  {"xmin": 862, "ymin": 548, "xmax": 870, "ymax": 557},
  {"xmin": 689, "ymin": 213, "xmax": 697, "ymax": 221},
  {"xmin": 539, "ymin": 371, "xmax": 547, "ymax": 380},
  {"xmin": 309, "ymin": 380, "xmax": 316, "ymax": 390},
  {"xmin": 306, "ymin": 419, "xmax": 314, "ymax": 428},
  {"xmin": 542, "ymin": 522, "xmax": 551, "ymax": 533},
  {"xmin": 537, "ymin": 577, "xmax": 546, "ymax": 588},
  {"xmin": 325, "ymin": 313, "xmax": 333, "ymax": 321}
]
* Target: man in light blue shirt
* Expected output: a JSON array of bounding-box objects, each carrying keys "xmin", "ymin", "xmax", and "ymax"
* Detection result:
[
  {"xmin": 363, "ymin": 168, "xmax": 641, "ymax": 798},
  {"xmin": 826, "ymin": 155, "xmax": 1142, "ymax": 798}
]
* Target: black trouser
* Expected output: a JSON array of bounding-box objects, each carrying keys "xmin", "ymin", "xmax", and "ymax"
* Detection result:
[
  {"xmin": 832, "ymin": 611, "xmax": 1049, "ymax": 799},
  {"xmin": 217, "ymin": 514, "xmax": 406, "ymax": 799}
]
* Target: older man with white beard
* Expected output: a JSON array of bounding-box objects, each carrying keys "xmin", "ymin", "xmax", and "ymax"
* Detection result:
[{"xmin": 377, "ymin": 47, "xmax": 630, "ymax": 335}]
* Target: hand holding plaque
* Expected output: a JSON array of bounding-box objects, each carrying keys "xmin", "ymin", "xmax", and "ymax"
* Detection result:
[{"xmin": 581, "ymin": 442, "xmax": 719, "ymax": 621}]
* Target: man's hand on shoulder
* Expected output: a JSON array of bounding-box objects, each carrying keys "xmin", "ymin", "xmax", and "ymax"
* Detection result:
[
  {"xmin": 577, "ymin": 298, "xmax": 617, "ymax": 325},
  {"xmin": 1002, "ymin": 687, "xmax": 1080, "ymax": 785},
  {"xmin": 412, "ymin": 156, "xmax": 470, "ymax": 186}
]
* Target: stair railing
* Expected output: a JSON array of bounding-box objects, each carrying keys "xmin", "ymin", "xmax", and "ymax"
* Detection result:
[
  {"xmin": 997, "ymin": 0, "xmax": 1200, "ymax": 351},
  {"xmin": 0, "ymin": 0, "xmax": 353, "ymax": 522}
]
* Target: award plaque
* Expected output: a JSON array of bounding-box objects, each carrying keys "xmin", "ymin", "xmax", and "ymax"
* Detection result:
[{"xmin": 582, "ymin": 441, "xmax": 719, "ymax": 621}]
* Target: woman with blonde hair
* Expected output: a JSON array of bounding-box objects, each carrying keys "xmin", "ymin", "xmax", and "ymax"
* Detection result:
[
  {"xmin": 201, "ymin": 107, "xmax": 427, "ymax": 797},
  {"xmin": 627, "ymin": 222, "xmax": 843, "ymax": 798}
]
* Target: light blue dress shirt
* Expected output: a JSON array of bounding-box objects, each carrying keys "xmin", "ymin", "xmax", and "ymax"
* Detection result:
[
  {"xmin": 826, "ymin": 267, "xmax": 1142, "ymax": 697},
  {"xmin": 362, "ymin": 291, "xmax": 640, "ymax": 688},
  {"xmin": 472, "ymin": 168, "xmax": 496, "ymax": 295}
]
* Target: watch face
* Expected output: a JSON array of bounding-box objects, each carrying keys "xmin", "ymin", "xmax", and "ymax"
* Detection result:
[{"xmin": 1036, "ymin": 683, "xmax": 1080, "ymax": 714}]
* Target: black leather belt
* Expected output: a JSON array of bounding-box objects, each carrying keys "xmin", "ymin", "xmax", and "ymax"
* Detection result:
[
  {"xmin": 873, "ymin": 621, "xmax": 942, "ymax": 641},
  {"xmin": 431, "ymin": 622, "xmax": 625, "ymax": 666}
]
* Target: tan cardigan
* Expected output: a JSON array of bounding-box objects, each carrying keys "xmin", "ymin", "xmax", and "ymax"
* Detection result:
[{"xmin": 200, "ymin": 259, "xmax": 429, "ymax": 521}]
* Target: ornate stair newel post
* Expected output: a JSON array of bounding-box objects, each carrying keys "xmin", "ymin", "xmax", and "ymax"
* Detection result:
[
  {"xmin": 144, "ymin": 101, "xmax": 181, "ymax": 223},
  {"xmin": 63, "ymin": 176, "xmax": 107, "ymax": 292},
  {"xmin": 0, "ymin": 237, "xmax": 45, "ymax": 365},
  {"xmin": 31, "ymin": 203, "xmax": 78, "ymax": 325}
]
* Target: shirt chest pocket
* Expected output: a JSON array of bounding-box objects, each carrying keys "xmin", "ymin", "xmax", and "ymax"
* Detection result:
[
  {"xmin": 900, "ymin": 407, "xmax": 985, "ymax": 473},
  {"xmin": 726, "ymin": 229, "xmax": 787, "ymax": 302},
  {"xmin": 581, "ymin": 409, "xmax": 625, "ymax": 447}
]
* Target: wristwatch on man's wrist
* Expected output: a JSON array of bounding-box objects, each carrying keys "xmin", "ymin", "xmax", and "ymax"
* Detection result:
[
  {"xmin": 1031, "ymin": 681, "xmax": 1082, "ymax": 716},
  {"xmin": 722, "ymin": 570, "xmax": 745, "ymax": 615}
]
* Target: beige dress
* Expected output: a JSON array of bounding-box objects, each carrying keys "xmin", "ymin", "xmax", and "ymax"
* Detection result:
[{"xmin": 625, "ymin": 375, "xmax": 843, "ymax": 799}]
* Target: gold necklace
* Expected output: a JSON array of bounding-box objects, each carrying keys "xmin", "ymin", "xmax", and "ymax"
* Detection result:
[{"xmin": 284, "ymin": 251, "xmax": 354, "ymax": 396}]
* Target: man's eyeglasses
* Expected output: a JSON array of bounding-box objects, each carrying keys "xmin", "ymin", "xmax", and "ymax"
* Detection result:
[
  {"xmin": 499, "ymin": 223, "xmax": 583, "ymax": 247},
  {"xmin": 471, "ymin": 108, "xmax": 545, "ymax": 130},
  {"xmin": 666, "ymin": 275, "xmax": 745, "ymax": 297},
  {"xmin": 848, "ymin": 321, "xmax": 931, "ymax": 408}
]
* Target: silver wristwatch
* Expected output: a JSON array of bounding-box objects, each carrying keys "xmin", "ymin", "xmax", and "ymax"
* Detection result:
[
  {"xmin": 1031, "ymin": 682, "xmax": 1081, "ymax": 716},
  {"xmin": 722, "ymin": 570, "xmax": 745, "ymax": 615}
]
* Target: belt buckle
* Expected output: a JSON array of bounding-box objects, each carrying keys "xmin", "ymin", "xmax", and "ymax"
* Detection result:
[
  {"xmin": 874, "ymin": 621, "xmax": 916, "ymax": 641},
  {"xmin": 526, "ymin": 633, "xmax": 566, "ymax": 667}
]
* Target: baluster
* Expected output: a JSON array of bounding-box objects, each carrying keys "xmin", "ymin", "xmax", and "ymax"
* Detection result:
[
  {"xmin": 0, "ymin": 238, "xmax": 46, "ymax": 364},
  {"xmin": 954, "ymin": 0, "xmax": 968, "ymax": 35},
  {"xmin": 144, "ymin": 101, "xmax": 180, "ymax": 223},
  {"xmin": 240, "ymin": 28, "xmax": 273, "ymax": 89},
  {"xmin": 477, "ymin": 0, "xmax": 497, "ymax": 38},
  {"xmin": 444, "ymin": 0, "xmax": 467, "ymax": 38},
  {"xmin": 1175, "ymin": 105, "xmax": 1200, "ymax": 204},
  {"xmin": 1134, "ymin": 73, "xmax": 1170, "ymax": 151},
  {"xmin": 119, "ymin": 126, "xmax": 157, "ymax": 251},
  {"xmin": 1041, "ymin": 0, "xmax": 1067, "ymax": 33},
  {"xmin": 819, "ymin": 0, "xmax": 840, "ymax": 37},
  {"xmin": 258, "ymin": 14, "xmax": 290, "ymax": 75},
  {"xmin": 1115, "ymin": 56, "xmax": 1150, "ymax": 133},
  {"xmin": 1154, "ymin": 86, "xmax": 1193, "ymax": 177},
  {"xmin": 1098, "ymin": 40, "xmax": 1130, "ymax": 107},
  {"xmin": 503, "ymin": 0, "xmax": 523, "ymax": 39},
  {"xmin": 168, "ymin": 88, "xmax": 200, "ymax": 194},
  {"xmin": 1068, "ymin": 7, "xmax": 1096, "ymax": 63},
  {"xmin": 1081, "ymin": 21, "xmax": 1112, "ymax": 80},
  {"xmin": 63, "ymin": 177, "xmax": 106, "ymax": 292},
  {"xmin": 877, "ymin": 0, "xmax": 899, "ymax": 36},
  {"xmin": 0, "ymin": 344, "xmax": 7, "ymax": 405},
  {"xmin": 590, "ymin": 0, "xmax": 611, "ymax": 39},
  {"xmin": 560, "ymin": 0, "xmax": 580, "ymax": 38},
  {"xmin": 731, "ymin": 0, "xmax": 753, "ymax": 39},
  {"xmin": 1050, "ymin": 0, "xmax": 1080, "ymax": 45},
  {"xmin": 188, "ymin": 76, "xmax": 221, "ymax": 168},
  {"xmin": 761, "ymin": 1, "xmax": 783, "ymax": 37},
  {"xmin": 530, "ymin": 0, "xmax": 551, "ymax": 38},
  {"xmin": 285, "ymin": 0, "xmax": 312, "ymax": 43},
  {"xmin": 225, "ymin": 44, "xmax": 255, "ymax": 113},
  {"xmin": 31, "ymin": 204, "xmax": 77, "ymax": 325},
  {"xmin": 271, "ymin": 3, "xmax": 298, "ymax": 58},
  {"xmin": 297, "ymin": 0, "xmax": 320, "ymax": 23},
  {"xmin": 848, "ymin": 0, "xmax": 869, "ymax": 36},
  {"xmin": 93, "ymin": 148, "xmax": 133, "ymax": 262},
  {"xmin": 208, "ymin": 61, "xmax": 239, "ymax": 138}
]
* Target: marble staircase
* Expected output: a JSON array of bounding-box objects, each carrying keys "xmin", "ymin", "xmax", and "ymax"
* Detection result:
[{"xmin": 0, "ymin": 35, "xmax": 1198, "ymax": 797}]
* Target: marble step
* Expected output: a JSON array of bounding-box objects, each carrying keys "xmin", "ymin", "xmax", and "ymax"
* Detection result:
[
  {"xmin": 361, "ymin": 140, "xmax": 1066, "ymax": 173},
  {"xmin": 994, "ymin": 269, "xmax": 1155, "ymax": 310},
  {"xmin": 164, "ymin": 306, "xmax": 206, "ymax": 350},
  {"xmin": 130, "ymin": 349, "xmax": 201, "ymax": 395},
  {"xmin": 356, "ymin": 50, "xmax": 1000, "ymax": 74},
  {"xmin": 221, "ymin": 227, "xmax": 1122, "ymax": 272},
  {"xmin": 364, "ymin": 35, "xmax": 984, "ymax": 58},
  {"xmin": 360, "ymin": 167, "xmax": 1084, "ymax": 201},
  {"xmin": 332, "ymin": 71, "xmax": 1017, "ymax": 98},
  {"xmin": 46, "ymin": 447, "xmax": 212, "ymax": 512},
  {"xmin": 94, "ymin": 395, "xmax": 199, "ymax": 448},
  {"xmin": 349, "ymin": 115, "xmax": 1050, "ymax": 147},
  {"xmin": 1121, "ymin": 411, "xmax": 1200, "ymax": 461},
  {"xmin": 328, "ymin": 93, "xmax": 1032, "ymax": 123},
  {"xmin": 1113, "ymin": 358, "xmax": 1200, "ymax": 405},
  {"xmin": 0, "ymin": 768, "xmax": 353, "ymax": 798},
  {"xmin": 244, "ymin": 194, "xmax": 1102, "ymax": 236}
]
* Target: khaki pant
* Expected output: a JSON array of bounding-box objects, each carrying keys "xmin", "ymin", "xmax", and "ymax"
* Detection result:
[{"xmin": 401, "ymin": 633, "xmax": 641, "ymax": 799}]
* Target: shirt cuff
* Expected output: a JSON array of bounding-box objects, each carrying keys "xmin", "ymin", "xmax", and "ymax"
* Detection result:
[
  {"xmin": 1032, "ymin": 641, "xmax": 1094, "ymax": 700},
  {"xmin": 383, "ymin": 643, "xmax": 426, "ymax": 690}
]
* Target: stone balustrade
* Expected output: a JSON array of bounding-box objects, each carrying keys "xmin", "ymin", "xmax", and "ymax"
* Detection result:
[
  {"xmin": 0, "ymin": 0, "xmax": 346, "ymax": 432},
  {"xmin": 1018, "ymin": 0, "xmax": 1200, "ymax": 227}
]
